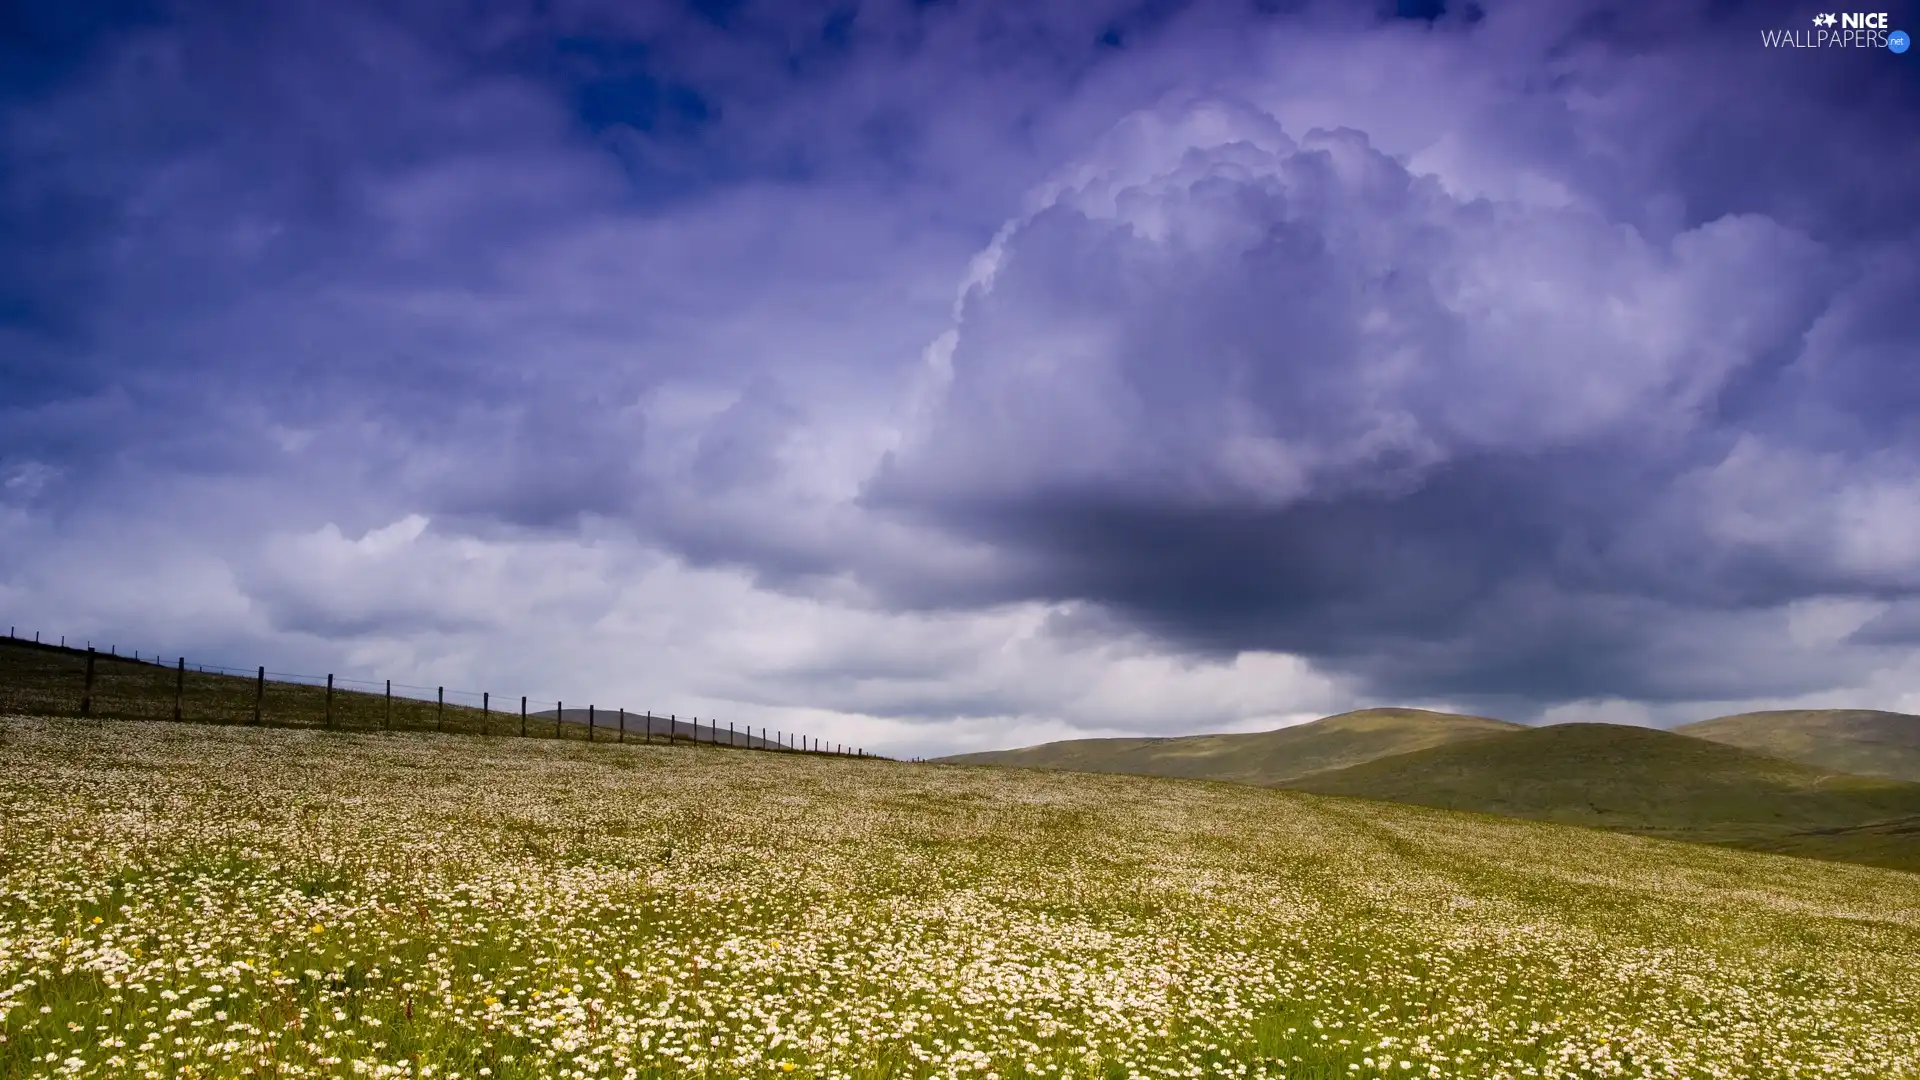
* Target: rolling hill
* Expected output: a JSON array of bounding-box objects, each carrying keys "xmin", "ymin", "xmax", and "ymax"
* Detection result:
[
  {"xmin": 935, "ymin": 707, "xmax": 1520, "ymax": 784},
  {"xmin": 1284, "ymin": 722, "xmax": 1920, "ymax": 871},
  {"xmin": 1677, "ymin": 708, "xmax": 1920, "ymax": 783},
  {"xmin": 0, "ymin": 635, "xmax": 792, "ymax": 749}
]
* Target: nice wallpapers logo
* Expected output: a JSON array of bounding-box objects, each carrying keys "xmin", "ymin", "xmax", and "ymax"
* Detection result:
[{"xmin": 1762, "ymin": 12, "xmax": 1911, "ymax": 49}]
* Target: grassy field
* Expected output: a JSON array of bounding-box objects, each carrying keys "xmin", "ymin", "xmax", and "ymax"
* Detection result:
[
  {"xmin": 935, "ymin": 709, "xmax": 1519, "ymax": 784},
  {"xmin": 4, "ymin": 716, "xmax": 1919, "ymax": 1079},
  {"xmin": 1678, "ymin": 709, "xmax": 1920, "ymax": 783},
  {"xmin": 1285, "ymin": 723, "xmax": 1920, "ymax": 872}
]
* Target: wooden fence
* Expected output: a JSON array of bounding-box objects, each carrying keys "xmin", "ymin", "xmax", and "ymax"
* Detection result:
[{"xmin": 0, "ymin": 628, "xmax": 874, "ymax": 758}]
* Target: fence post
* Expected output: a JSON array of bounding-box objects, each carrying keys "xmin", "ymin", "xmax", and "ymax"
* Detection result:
[
  {"xmin": 325, "ymin": 674, "xmax": 333, "ymax": 729},
  {"xmin": 730, "ymin": 721, "xmax": 735, "ymax": 748},
  {"xmin": 589, "ymin": 704, "xmax": 595, "ymax": 743},
  {"xmin": 483, "ymin": 691, "xmax": 490, "ymax": 736},
  {"xmin": 254, "ymin": 665, "xmax": 265, "ymax": 725},
  {"xmin": 668, "ymin": 713, "xmax": 675, "ymax": 746},
  {"xmin": 80, "ymin": 647, "xmax": 95, "ymax": 715},
  {"xmin": 521, "ymin": 695, "xmax": 527, "ymax": 737},
  {"xmin": 385, "ymin": 680, "xmax": 392, "ymax": 730},
  {"xmin": 645, "ymin": 711, "xmax": 652, "ymax": 743},
  {"xmin": 557, "ymin": 700, "xmax": 563, "ymax": 739},
  {"xmin": 173, "ymin": 657, "xmax": 185, "ymax": 722},
  {"xmin": 619, "ymin": 708, "xmax": 626, "ymax": 743},
  {"xmin": 437, "ymin": 687, "xmax": 444, "ymax": 732}
]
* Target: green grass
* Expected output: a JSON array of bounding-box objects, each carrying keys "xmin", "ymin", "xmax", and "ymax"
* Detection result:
[
  {"xmin": 2, "ymin": 715, "xmax": 1918, "ymax": 1079},
  {"xmin": 934, "ymin": 708, "xmax": 1519, "ymax": 784},
  {"xmin": 1285, "ymin": 722, "xmax": 1920, "ymax": 872},
  {"xmin": 0, "ymin": 636, "xmax": 782, "ymax": 747},
  {"xmin": 1678, "ymin": 709, "xmax": 1920, "ymax": 782}
]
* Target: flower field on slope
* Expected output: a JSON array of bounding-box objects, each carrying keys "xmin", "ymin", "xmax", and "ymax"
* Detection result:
[{"xmin": 2, "ymin": 716, "xmax": 1918, "ymax": 1080}]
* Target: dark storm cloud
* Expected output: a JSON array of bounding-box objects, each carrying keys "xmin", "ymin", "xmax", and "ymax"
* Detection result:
[{"xmin": 865, "ymin": 22, "xmax": 1920, "ymax": 711}]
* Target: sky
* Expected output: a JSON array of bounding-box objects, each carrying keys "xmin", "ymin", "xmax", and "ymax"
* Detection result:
[{"xmin": 2, "ymin": 0, "xmax": 1917, "ymax": 758}]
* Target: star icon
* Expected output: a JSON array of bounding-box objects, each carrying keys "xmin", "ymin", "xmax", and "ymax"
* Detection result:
[{"xmin": 1814, "ymin": 13, "xmax": 1838, "ymax": 26}]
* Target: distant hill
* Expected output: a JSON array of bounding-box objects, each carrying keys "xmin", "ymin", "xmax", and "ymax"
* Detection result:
[
  {"xmin": 1285, "ymin": 723, "xmax": 1920, "ymax": 872},
  {"xmin": 1677, "ymin": 709, "xmax": 1920, "ymax": 783},
  {"xmin": 935, "ymin": 708, "xmax": 1520, "ymax": 785}
]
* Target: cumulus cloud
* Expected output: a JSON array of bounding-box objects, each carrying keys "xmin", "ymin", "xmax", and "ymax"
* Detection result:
[{"xmin": 864, "ymin": 68, "xmax": 1919, "ymax": 710}]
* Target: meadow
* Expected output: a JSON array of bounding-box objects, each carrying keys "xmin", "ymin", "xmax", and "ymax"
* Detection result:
[{"xmin": 3, "ymin": 715, "xmax": 1919, "ymax": 1080}]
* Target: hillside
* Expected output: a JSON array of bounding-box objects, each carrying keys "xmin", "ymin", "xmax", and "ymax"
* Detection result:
[
  {"xmin": 1677, "ymin": 708, "xmax": 1920, "ymax": 782},
  {"xmin": 1286, "ymin": 722, "xmax": 1920, "ymax": 871},
  {"xmin": 935, "ymin": 707, "xmax": 1519, "ymax": 784},
  {"xmin": 0, "ymin": 635, "xmax": 792, "ymax": 748}
]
